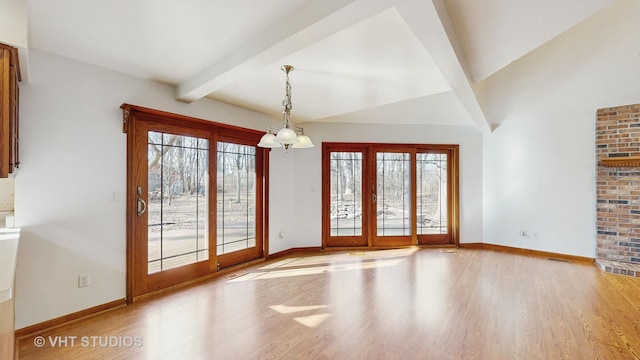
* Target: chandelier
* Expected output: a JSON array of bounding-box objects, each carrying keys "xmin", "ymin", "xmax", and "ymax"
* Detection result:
[{"xmin": 257, "ymin": 65, "xmax": 314, "ymax": 152}]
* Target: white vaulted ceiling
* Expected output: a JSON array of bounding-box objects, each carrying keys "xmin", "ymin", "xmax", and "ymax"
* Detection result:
[{"xmin": 26, "ymin": 0, "xmax": 620, "ymax": 130}]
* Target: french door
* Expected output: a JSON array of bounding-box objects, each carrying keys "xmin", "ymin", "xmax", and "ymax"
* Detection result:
[
  {"xmin": 124, "ymin": 105, "xmax": 266, "ymax": 302},
  {"xmin": 322, "ymin": 143, "xmax": 459, "ymax": 248}
]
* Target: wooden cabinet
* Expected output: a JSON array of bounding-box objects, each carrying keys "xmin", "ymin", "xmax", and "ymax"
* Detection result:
[{"xmin": 0, "ymin": 43, "xmax": 20, "ymax": 178}]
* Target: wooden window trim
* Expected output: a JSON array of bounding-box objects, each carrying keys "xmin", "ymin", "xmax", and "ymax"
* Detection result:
[
  {"xmin": 322, "ymin": 144, "xmax": 370, "ymax": 248},
  {"xmin": 322, "ymin": 142, "xmax": 460, "ymax": 249}
]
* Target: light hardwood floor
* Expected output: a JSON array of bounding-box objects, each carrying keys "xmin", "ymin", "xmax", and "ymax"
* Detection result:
[{"xmin": 17, "ymin": 248, "xmax": 640, "ymax": 359}]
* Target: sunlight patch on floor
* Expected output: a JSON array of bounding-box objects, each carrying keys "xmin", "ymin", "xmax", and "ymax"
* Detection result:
[
  {"xmin": 269, "ymin": 304, "xmax": 332, "ymax": 328},
  {"xmin": 229, "ymin": 258, "xmax": 405, "ymax": 282},
  {"xmin": 440, "ymin": 248, "xmax": 458, "ymax": 253},
  {"xmin": 294, "ymin": 313, "xmax": 332, "ymax": 328},
  {"xmin": 259, "ymin": 247, "xmax": 418, "ymax": 271},
  {"xmin": 270, "ymin": 304, "xmax": 329, "ymax": 314}
]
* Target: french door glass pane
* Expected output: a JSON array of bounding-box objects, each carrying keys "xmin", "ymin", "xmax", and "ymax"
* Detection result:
[
  {"xmin": 330, "ymin": 152, "xmax": 363, "ymax": 236},
  {"xmin": 417, "ymin": 153, "xmax": 448, "ymax": 234},
  {"xmin": 217, "ymin": 142, "xmax": 256, "ymax": 255},
  {"xmin": 376, "ymin": 152, "xmax": 411, "ymax": 236},
  {"xmin": 147, "ymin": 132, "xmax": 209, "ymax": 274}
]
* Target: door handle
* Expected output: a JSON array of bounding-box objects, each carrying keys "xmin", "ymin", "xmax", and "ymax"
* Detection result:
[
  {"xmin": 136, "ymin": 186, "xmax": 147, "ymax": 216},
  {"xmin": 137, "ymin": 197, "xmax": 147, "ymax": 216},
  {"xmin": 371, "ymin": 184, "xmax": 377, "ymax": 203}
]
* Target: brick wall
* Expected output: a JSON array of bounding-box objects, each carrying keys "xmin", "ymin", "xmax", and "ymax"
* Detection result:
[{"xmin": 596, "ymin": 104, "xmax": 640, "ymax": 275}]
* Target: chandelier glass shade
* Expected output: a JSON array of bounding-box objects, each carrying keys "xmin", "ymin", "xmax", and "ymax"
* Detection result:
[{"xmin": 257, "ymin": 65, "xmax": 314, "ymax": 151}]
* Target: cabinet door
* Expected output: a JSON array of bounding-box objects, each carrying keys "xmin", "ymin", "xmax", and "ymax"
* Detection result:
[
  {"xmin": 0, "ymin": 47, "xmax": 10, "ymax": 177},
  {"xmin": 9, "ymin": 49, "xmax": 18, "ymax": 172},
  {"xmin": 0, "ymin": 44, "xmax": 19, "ymax": 178}
]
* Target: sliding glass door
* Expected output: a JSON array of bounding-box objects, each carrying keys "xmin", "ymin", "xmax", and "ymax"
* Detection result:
[{"xmin": 124, "ymin": 104, "xmax": 267, "ymax": 302}]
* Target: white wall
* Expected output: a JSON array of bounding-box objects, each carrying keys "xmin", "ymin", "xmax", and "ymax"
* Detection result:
[
  {"xmin": 14, "ymin": 50, "xmax": 277, "ymax": 329},
  {"xmin": 0, "ymin": 0, "xmax": 27, "ymax": 48},
  {"xmin": 482, "ymin": 109, "xmax": 596, "ymax": 256},
  {"xmin": 479, "ymin": 0, "xmax": 640, "ymax": 257},
  {"xmin": 289, "ymin": 122, "xmax": 484, "ymax": 247},
  {"xmin": 267, "ymin": 149, "xmax": 297, "ymax": 254}
]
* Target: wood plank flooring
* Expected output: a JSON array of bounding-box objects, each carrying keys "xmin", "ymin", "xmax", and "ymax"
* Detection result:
[{"xmin": 17, "ymin": 248, "xmax": 640, "ymax": 359}]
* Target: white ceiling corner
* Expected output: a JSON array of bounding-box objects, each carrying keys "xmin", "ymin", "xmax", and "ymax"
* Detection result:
[{"xmin": 442, "ymin": 0, "xmax": 616, "ymax": 83}]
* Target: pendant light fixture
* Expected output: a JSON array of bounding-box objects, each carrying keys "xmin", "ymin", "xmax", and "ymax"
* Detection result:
[{"xmin": 257, "ymin": 65, "xmax": 314, "ymax": 152}]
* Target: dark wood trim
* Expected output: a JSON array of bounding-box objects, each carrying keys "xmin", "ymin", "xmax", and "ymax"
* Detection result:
[
  {"xmin": 120, "ymin": 104, "xmax": 264, "ymax": 139},
  {"xmin": 322, "ymin": 142, "xmax": 460, "ymax": 150},
  {"xmin": 0, "ymin": 49, "xmax": 8, "ymax": 177},
  {"xmin": 14, "ymin": 299, "xmax": 127, "ymax": 339},
  {"xmin": 121, "ymin": 104, "xmax": 130, "ymax": 133},
  {"xmin": 459, "ymin": 243, "xmax": 594, "ymax": 263},
  {"xmin": 599, "ymin": 156, "xmax": 640, "ymax": 167},
  {"xmin": 460, "ymin": 242, "xmax": 483, "ymax": 249},
  {"xmin": 267, "ymin": 247, "xmax": 324, "ymax": 259},
  {"xmin": 124, "ymin": 104, "xmax": 137, "ymax": 304},
  {"xmin": 0, "ymin": 43, "xmax": 21, "ymax": 82}
]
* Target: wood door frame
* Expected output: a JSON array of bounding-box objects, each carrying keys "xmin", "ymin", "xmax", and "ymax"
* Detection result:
[
  {"xmin": 415, "ymin": 146, "xmax": 458, "ymax": 245},
  {"xmin": 322, "ymin": 142, "xmax": 459, "ymax": 249},
  {"xmin": 122, "ymin": 104, "xmax": 269, "ymax": 303},
  {"xmin": 321, "ymin": 144, "xmax": 370, "ymax": 248}
]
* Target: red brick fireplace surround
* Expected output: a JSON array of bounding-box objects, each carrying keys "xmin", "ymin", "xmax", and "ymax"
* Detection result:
[{"xmin": 596, "ymin": 103, "xmax": 640, "ymax": 277}]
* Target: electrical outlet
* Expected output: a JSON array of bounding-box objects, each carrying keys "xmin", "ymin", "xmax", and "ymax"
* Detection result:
[{"xmin": 78, "ymin": 273, "xmax": 91, "ymax": 288}]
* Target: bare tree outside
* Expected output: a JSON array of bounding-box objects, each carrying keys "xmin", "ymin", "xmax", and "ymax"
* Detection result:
[
  {"xmin": 417, "ymin": 153, "xmax": 448, "ymax": 234},
  {"xmin": 330, "ymin": 152, "xmax": 363, "ymax": 236},
  {"xmin": 328, "ymin": 150, "xmax": 449, "ymax": 239},
  {"xmin": 376, "ymin": 152, "xmax": 411, "ymax": 236},
  {"xmin": 147, "ymin": 132, "xmax": 209, "ymax": 274},
  {"xmin": 217, "ymin": 142, "xmax": 256, "ymax": 255}
]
